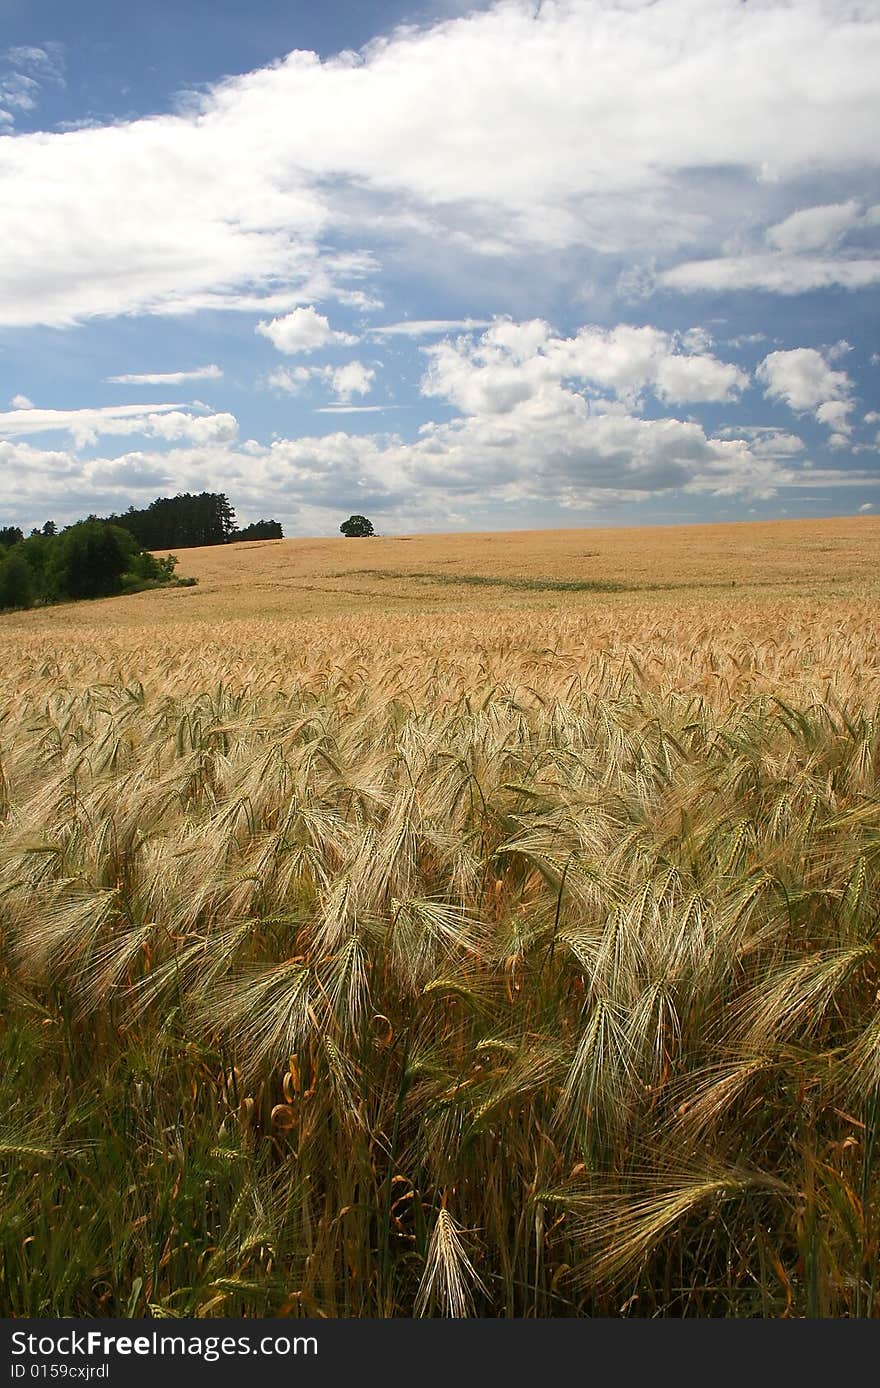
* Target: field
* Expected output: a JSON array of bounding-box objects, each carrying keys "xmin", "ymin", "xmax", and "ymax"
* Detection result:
[{"xmin": 1, "ymin": 515, "xmax": 880, "ymax": 1317}]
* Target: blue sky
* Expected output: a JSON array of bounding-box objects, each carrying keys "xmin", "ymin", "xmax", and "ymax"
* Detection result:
[{"xmin": 1, "ymin": 0, "xmax": 879, "ymax": 535}]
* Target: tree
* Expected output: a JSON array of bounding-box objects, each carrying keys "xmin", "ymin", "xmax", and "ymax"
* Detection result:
[
  {"xmin": 0, "ymin": 526, "xmax": 23, "ymax": 549},
  {"xmin": 46, "ymin": 522, "xmax": 136, "ymax": 601},
  {"xmin": 0, "ymin": 546, "xmax": 34, "ymax": 609},
  {"xmin": 42, "ymin": 520, "xmax": 57, "ymax": 537},
  {"xmin": 340, "ymin": 515, "xmax": 374, "ymax": 538},
  {"xmin": 97, "ymin": 492, "xmax": 237, "ymax": 549}
]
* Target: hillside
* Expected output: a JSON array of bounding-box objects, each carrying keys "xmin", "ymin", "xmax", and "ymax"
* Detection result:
[{"xmin": 0, "ymin": 515, "xmax": 878, "ymax": 637}]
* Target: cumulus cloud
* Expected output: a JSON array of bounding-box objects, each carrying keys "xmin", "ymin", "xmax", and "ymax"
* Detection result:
[
  {"xmin": 105, "ymin": 365, "xmax": 223, "ymax": 385},
  {"xmin": 815, "ymin": 400, "xmax": 852, "ymax": 432},
  {"xmin": 256, "ymin": 306, "xmax": 358, "ymax": 354},
  {"xmin": 680, "ymin": 327, "xmax": 714, "ymax": 353},
  {"xmin": 268, "ymin": 359, "xmax": 375, "ymax": 399},
  {"xmin": 421, "ymin": 320, "xmax": 748, "ymax": 416},
  {"xmin": 717, "ymin": 426, "xmax": 805, "ymax": 460},
  {"xmin": 654, "ymin": 354, "xmax": 748, "ymax": 406},
  {"xmin": 0, "ymin": 402, "xmax": 237, "ymax": 449},
  {"xmin": 9, "ymin": 393, "xmax": 33, "ymax": 409},
  {"xmin": 757, "ymin": 349, "xmax": 851, "ymax": 414},
  {"xmin": 4, "ymin": 391, "xmax": 879, "ymax": 534},
  {"xmin": 1, "ymin": 1, "xmax": 879, "ymax": 326},
  {"xmin": 331, "ymin": 361, "xmax": 375, "ymax": 400},
  {"xmin": 757, "ymin": 347, "xmax": 854, "ymax": 436},
  {"xmin": 267, "ymin": 366, "xmax": 315, "ymax": 395}
]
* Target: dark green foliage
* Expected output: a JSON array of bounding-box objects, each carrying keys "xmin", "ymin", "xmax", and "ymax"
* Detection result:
[
  {"xmin": 100, "ymin": 492, "xmax": 237, "ymax": 550},
  {"xmin": 121, "ymin": 550, "xmax": 179, "ymax": 592},
  {"xmin": 0, "ymin": 546, "xmax": 34, "ymax": 609},
  {"xmin": 340, "ymin": 514, "xmax": 375, "ymax": 537},
  {"xmin": 17, "ymin": 531, "xmax": 51, "ymax": 590},
  {"xmin": 45, "ymin": 523, "xmax": 136, "ymax": 601},
  {"xmin": 101, "ymin": 494, "xmax": 284, "ymax": 548},
  {"xmin": 0, "ymin": 525, "xmax": 190, "ymax": 613},
  {"xmin": 0, "ymin": 526, "xmax": 23, "ymax": 549},
  {"xmin": 230, "ymin": 519, "xmax": 284, "ymax": 542}
]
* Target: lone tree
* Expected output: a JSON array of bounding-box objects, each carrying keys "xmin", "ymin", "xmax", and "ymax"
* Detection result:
[{"xmin": 340, "ymin": 515, "xmax": 374, "ymax": 538}]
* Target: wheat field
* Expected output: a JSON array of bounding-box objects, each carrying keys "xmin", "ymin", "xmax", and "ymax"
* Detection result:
[{"xmin": 1, "ymin": 517, "xmax": 880, "ymax": 1317}]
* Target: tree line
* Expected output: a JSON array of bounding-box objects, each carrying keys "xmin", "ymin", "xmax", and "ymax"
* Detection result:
[
  {"xmin": 0, "ymin": 492, "xmax": 284, "ymax": 613},
  {"xmin": 0, "ymin": 521, "xmax": 185, "ymax": 612},
  {"xmin": 95, "ymin": 493, "xmax": 283, "ymax": 550}
]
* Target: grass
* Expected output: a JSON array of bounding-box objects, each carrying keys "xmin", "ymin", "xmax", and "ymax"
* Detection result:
[
  {"xmin": 1, "ymin": 516, "xmax": 879, "ymax": 1317},
  {"xmin": 334, "ymin": 569, "xmax": 638, "ymax": 593}
]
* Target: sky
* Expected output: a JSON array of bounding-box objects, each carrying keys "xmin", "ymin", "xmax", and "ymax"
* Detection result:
[{"xmin": 1, "ymin": 0, "xmax": 879, "ymax": 536}]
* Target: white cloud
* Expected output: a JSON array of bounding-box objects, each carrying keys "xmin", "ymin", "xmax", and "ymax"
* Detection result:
[
  {"xmin": 268, "ymin": 365, "xmax": 315, "ymax": 395},
  {"xmin": 680, "ymin": 327, "xmax": 713, "ymax": 353},
  {"xmin": 0, "ymin": 72, "xmax": 39, "ymax": 124},
  {"xmin": 315, "ymin": 404, "xmax": 391, "ymax": 414},
  {"xmin": 815, "ymin": 400, "xmax": 852, "ymax": 432},
  {"xmin": 4, "ymin": 396, "xmax": 879, "ymax": 535},
  {"xmin": 105, "ymin": 365, "xmax": 223, "ymax": 385},
  {"xmin": 421, "ymin": 320, "xmax": 748, "ymax": 416},
  {"xmin": 757, "ymin": 347, "xmax": 854, "ymax": 437},
  {"xmin": 133, "ymin": 410, "xmax": 238, "ymax": 446},
  {"xmin": 826, "ymin": 339, "xmax": 853, "ymax": 362},
  {"xmin": 766, "ymin": 201, "xmax": 862, "ymax": 253},
  {"xmin": 717, "ymin": 426, "xmax": 805, "ymax": 459},
  {"xmin": 0, "ymin": 402, "xmax": 237, "ymax": 449},
  {"xmin": 661, "ymin": 255, "xmax": 880, "ymax": 295},
  {"xmin": 9, "ymin": 393, "xmax": 33, "ymax": 409},
  {"xmin": 756, "ymin": 348, "xmax": 851, "ymax": 412},
  {"xmin": 370, "ymin": 319, "xmax": 493, "ymax": 337},
  {"xmin": 331, "ymin": 360, "xmax": 375, "ymax": 400},
  {"xmin": 654, "ymin": 353, "xmax": 747, "ymax": 406},
  {"xmin": 724, "ymin": 333, "xmax": 767, "ymax": 349},
  {"xmin": 5, "ymin": 45, "xmax": 65, "ymax": 81},
  {"xmin": 0, "ymin": 44, "xmax": 64, "ymax": 128},
  {"xmin": 256, "ymin": 306, "xmax": 358, "ymax": 354},
  {"xmin": 1, "ymin": 1, "xmax": 879, "ymax": 325},
  {"xmin": 268, "ymin": 359, "xmax": 375, "ymax": 399}
]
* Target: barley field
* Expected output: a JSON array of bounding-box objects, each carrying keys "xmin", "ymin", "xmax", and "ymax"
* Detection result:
[{"xmin": 2, "ymin": 516, "xmax": 880, "ymax": 1317}]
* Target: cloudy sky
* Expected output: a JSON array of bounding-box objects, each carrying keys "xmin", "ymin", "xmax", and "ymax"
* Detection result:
[{"xmin": 1, "ymin": 0, "xmax": 879, "ymax": 535}]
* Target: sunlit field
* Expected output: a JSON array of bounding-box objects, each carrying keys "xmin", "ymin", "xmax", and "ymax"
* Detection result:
[{"xmin": 2, "ymin": 517, "xmax": 880, "ymax": 1317}]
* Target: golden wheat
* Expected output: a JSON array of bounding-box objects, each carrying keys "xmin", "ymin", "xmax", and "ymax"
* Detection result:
[{"xmin": 1, "ymin": 518, "xmax": 879, "ymax": 1316}]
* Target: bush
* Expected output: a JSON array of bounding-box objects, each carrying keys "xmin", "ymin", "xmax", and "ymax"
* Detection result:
[{"xmin": 121, "ymin": 550, "xmax": 179, "ymax": 592}]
